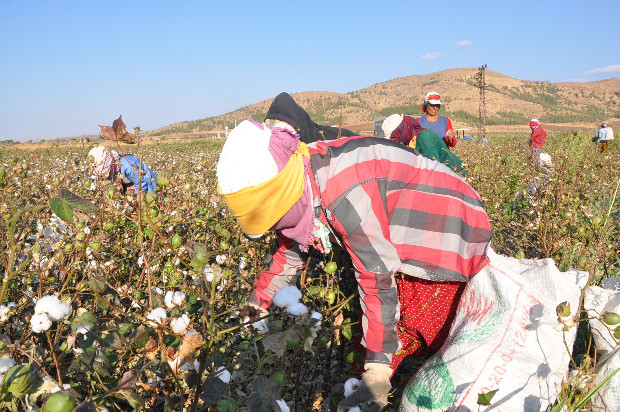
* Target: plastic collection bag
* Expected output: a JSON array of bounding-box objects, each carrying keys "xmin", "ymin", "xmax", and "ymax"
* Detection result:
[
  {"xmin": 400, "ymin": 248, "xmax": 587, "ymax": 412},
  {"xmin": 584, "ymin": 280, "xmax": 620, "ymax": 411}
]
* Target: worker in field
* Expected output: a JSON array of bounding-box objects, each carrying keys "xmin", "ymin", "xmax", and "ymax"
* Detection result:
[
  {"xmin": 419, "ymin": 91, "xmax": 457, "ymax": 148},
  {"xmin": 381, "ymin": 113, "xmax": 466, "ymax": 176},
  {"xmin": 264, "ymin": 92, "xmax": 357, "ymax": 143},
  {"xmin": 88, "ymin": 145, "xmax": 158, "ymax": 197},
  {"xmin": 597, "ymin": 122, "xmax": 611, "ymax": 154},
  {"xmin": 528, "ymin": 119, "xmax": 547, "ymax": 157},
  {"xmin": 216, "ymin": 119, "xmax": 492, "ymax": 410}
]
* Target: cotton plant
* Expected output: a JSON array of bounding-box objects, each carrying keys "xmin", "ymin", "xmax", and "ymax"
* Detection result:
[{"xmin": 30, "ymin": 295, "xmax": 72, "ymax": 333}]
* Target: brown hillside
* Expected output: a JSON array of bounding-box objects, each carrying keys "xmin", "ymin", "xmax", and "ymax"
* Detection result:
[{"xmin": 146, "ymin": 68, "xmax": 620, "ymax": 138}]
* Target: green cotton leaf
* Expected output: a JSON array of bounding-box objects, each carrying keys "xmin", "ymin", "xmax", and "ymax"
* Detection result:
[
  {"xmin": 246, "ymin": 394, "xmax": 273, "ymax": 412},
  {"xmin": 199, "ymin": 377, "xmax": 228, "ymax": 404},
  {"xmin": 342, "ymin": 324, "xmax": 353, "ymax": 341},
  {"xmin": 130, "ymin": 325, "xmax": 150, "ymax": 349},
  {"xmin": 58, "ymin": 188, "xmax": 98, "ymax": 213},
  {"xmin": 216, "ymin": 397, "xmax": 238, "ymax": 412},
  {"xmin": 116, "ymin": 389, "xmax": 145, "ymax": 410},
  {"xmin": 87, "ymin": 277, "xmax": 109, "ymax": 294},
  {"xmin": 50, "ymin": 188, "xmax": 98, "ymax": 222},
  {"xmin": 477, "ymin": 389, "xmax": 498, "ymax": 406},
  {"xmin": 72, "ymin": 311, "xmax": 97, "ymax": 329},
  {"xmin": 49, "ymin": 197, "xmax": 73, "ymax": 222},
  {"xmin": 251, "ymin": 376, "xmax": 279, "ymax": 400}
]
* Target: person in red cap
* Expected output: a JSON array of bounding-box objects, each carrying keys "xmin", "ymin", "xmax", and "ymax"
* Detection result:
[
  {"xmin": 528, "ymin": 119, "xmax": 547, "ymax": 156},
  {"xmin": 419, "ymin": 91, "xmax": 457, "ymax": 148}
]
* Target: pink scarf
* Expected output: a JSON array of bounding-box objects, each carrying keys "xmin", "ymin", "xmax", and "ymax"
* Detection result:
[
  {"xmin": 258, "ymin": 120, "xmax": 314, "ymax": 252},
  {"xmin": 94, "ymin": 150, "xmax": 120, "ymax": 179}
]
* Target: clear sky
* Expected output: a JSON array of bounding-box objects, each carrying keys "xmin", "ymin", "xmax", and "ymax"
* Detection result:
[{"xmin": 1, "ymin": 0, "xmax": 618, "ymax": 141}]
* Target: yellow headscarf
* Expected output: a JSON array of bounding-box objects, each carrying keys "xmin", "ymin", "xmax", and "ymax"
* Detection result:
[{"xmin": 220, "ymin": 143, "xmax": 309, "ymax": 235}]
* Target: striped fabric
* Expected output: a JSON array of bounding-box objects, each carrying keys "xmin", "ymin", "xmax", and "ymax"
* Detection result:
[{"xmin": 250, "ymin": 136, "xmax": 492, "ymax": 365}]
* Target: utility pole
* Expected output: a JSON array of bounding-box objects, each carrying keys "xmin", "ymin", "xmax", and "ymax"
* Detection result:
[{"xmin": 475, "ymin": 64, "xmax": 487, "ymax": 137}]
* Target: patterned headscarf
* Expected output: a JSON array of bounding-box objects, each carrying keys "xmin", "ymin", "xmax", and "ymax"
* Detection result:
[{"xmin": 217, "ymin": 120, "xmax": 314, "ymax": 250}]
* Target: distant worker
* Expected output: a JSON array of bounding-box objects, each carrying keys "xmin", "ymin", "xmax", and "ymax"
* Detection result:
[
  {"xmin": 418, "ymin": 91, "xmax": 457, "ymax": 148},
  {"xmin": 264, "ymin": 92, "xmax": 357, "ymax": 143},
  {"xmin": 528, "ymin": 119, "xmax": 547, "ymax": 157},
  {"xmin": 88, "ymin": 146, "xmax": 158, "ymax": 196},
  {"xmin": 382, "ymin": 114, "xmax": 466, "ymax": 176},
  {"xmin": 482, "ymin": 133, "xmax": 488, "ymax": 144},
  {"xmin": 598, "ymin": 122, "xmax": 611, "ymax": 154}
]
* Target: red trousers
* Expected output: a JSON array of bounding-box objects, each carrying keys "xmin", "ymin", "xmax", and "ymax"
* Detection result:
[{"xmin": 354, "ymin": 275, "xmax": 466, "ymax": 375}]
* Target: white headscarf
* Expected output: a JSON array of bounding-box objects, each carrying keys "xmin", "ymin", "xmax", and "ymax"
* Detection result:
[
  {"xmin": 217, "ymin": 120, "xmax": 278, "ymax": 195},
  {"xmin": 382, "ymin": 114, "xmax": 404, "ymax": 139}
]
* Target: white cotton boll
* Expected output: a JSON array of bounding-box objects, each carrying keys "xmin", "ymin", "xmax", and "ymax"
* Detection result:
[
  {"xmin": 179, "ymin": 362, "xmax": 193, "ymax": 372},
  {"xmin": 146, "ymin": 307, "xmax": 167, "ymax": 327},
  {"xmin": 34, "ymin": 295, "xmax": 72, "ymax": 321},
  {"xmin": 215, "ymin": 254, "xmax": 227, "ymax": 264},
  {"xmin": 310, "ymin": 311, "xmax": 322, "ymax": 328},
  {"xmin": 249, "ymin": 318, "xmax": 269, "ymax": 334},
  {"xmin": 273, "ymin": 286, "xmax": 302, "ymax": 308},
  {"xmin": 76, "ymin": 326, "xmax": 90, "ymax": 334},
  {"xmin": 147, "ymin": 376, "xmax": 163, "ymax": 388},
  {"xmin": 164, "ymin": 291, "xmax": 174, "ymax": 308},
  {"xmin": 172, "ymin": 292, "xmax": 186, "ymax": 306},
  {"xmin": 0, "ymin": 357, "xmax": 16, "ymax": 377},
  {"xmin": 0, "ymin": 304, "xmax": 15, "ymax": 322},
  {"xmin": 275, "ymin": 399, "xmax": 290, "ymax": 412},
  {"xmin": 348, "ymin": 407, "xmax": 361, "ymax": 412},
  {"xmin": 344, "ymin": 377, "xmax": 361, "ymax": 397},
  {"xmin": 286, "ymin": 302, "xmax": 308, "ymax": 316},
  {"xmin": 170, "ymin": 314, "xmax": 190, "ymax": 334},
  {"xmin": 204, "ymin": 266, "xmax": 215, "ymax": 282},
  {"xmin": 216, "ymin": 366, "xmax": 231, "ymax": 383},
  {"xmin": 50, "ymin": 383, "xmax": 71, "ymax": 393},
  {"xmin": 168, "ymin": 357, "xmax": 181, "ymax": 371},
  {"xmin": 238, "ymin": 257, "xmax": 247, "ymax": 270},
  {"xmin": 164, "ymin": 291, "xmax": 177, "ymax": 309},
  {"xmin": 31, "ymin": 312, "xmax": 52, "ymax": 333}
]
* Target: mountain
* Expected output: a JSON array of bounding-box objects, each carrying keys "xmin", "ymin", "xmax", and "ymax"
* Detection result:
[{"xmin": 146, "ymin": 68, "xmax": 620, "ymax": 138}]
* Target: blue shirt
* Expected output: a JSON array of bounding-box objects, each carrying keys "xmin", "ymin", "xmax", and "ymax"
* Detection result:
[
  {"xmin": 419, "ymin": 114, "xmax": 448, "ymax": 140},
  {"xmin": 598, "ymin": 128, "xmax": 608, "ymax": 142},
  {"xmin": 119, "ymin": 155, "xmax": 157, "ymax": 193}
]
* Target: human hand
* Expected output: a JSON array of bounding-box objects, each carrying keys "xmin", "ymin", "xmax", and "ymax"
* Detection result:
[{"xmin": 338, "ymin": 363, "xmax": 392, "ymax": 411}]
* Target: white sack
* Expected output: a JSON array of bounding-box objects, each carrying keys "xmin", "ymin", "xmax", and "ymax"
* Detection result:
[
  {"xmin": 585, "ymin": 280, "xmax": 620, "ymax": 411},
  {"xmin": 400, "ymin": 248, "xmax": 587, "ymax": 412},
  {"xmin": 584, "ymin": 284, "xmax": 620, "ymax": 355}
]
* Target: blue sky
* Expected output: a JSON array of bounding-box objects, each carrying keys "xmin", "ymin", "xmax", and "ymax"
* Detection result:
[{"xmin": 1, "ymin": 0, "xmax": 618, "ymax": 141}]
